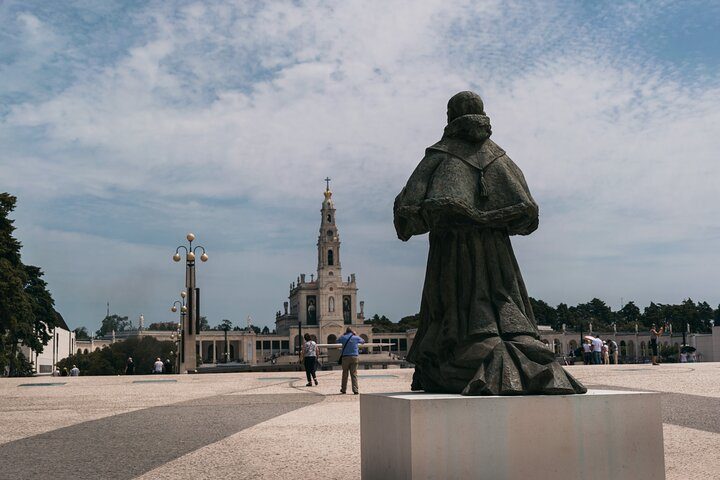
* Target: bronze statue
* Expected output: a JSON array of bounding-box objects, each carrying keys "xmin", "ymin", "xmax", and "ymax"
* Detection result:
[{"xmin": 394, "ymin": 91, "xmax": 586, "ymax": 395}]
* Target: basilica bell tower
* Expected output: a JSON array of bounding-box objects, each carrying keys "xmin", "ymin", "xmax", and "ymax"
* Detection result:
[
  {"xmin": 274, "ymin": 178, "xmax": 364, "ymax": 337},
  {"xmin": 317, "ymin": 177, "xmax": 342, "ymax": 287}
]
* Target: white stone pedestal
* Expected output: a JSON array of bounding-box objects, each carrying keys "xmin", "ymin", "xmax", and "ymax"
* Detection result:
[{"xmin": 360, "ymin": 390, "xmax": 664, "ymax": 480}]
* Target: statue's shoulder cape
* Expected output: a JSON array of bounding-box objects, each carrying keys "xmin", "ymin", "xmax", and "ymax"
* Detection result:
[{"xmin": 426, "ymin": 138, "xmax": 506, "ymax": 172}]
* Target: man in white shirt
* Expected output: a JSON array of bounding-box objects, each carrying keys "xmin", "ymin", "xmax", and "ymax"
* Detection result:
[
  {"xmin": 153, "ymin": 358, "xmax": 164, "ymax": 374},
  {"xmin": 69, "ymin": 365, "xmax": 80, "ymax": 376},
  {"xmin": 591, "ymin": 336, "xmax": 603, "ymax": 365}
]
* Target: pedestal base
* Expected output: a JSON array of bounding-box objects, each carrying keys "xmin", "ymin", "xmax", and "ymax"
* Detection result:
[{"xmin": 360, "ymin": 390, "xmax": 664, "ymax": 480}]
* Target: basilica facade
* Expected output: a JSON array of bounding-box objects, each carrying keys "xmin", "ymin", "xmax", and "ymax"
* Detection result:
[
  {"xmin": 78, "ymin": 184, "xmax": 410, "ymax": 368},
  {"xmin": 274, "ymin": 184, "xmax": 371, "ymax": 350}
]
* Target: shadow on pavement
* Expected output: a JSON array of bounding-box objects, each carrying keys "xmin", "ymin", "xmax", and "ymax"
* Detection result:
[{"xmin": 0, "ymin": 393, "xmax": 322, "ymax": 480}]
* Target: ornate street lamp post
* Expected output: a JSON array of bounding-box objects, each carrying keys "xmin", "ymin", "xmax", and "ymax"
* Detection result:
[
  {"xmin": 171, "ymin": 291, "xmax": 187, "ymax": 374},
  {"xmin": 172, "ymin": 233, "xmax": 208, "ymax": 373}
]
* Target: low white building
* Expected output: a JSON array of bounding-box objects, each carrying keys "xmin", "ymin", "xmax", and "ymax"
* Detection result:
[
  {"xmin": 536, "ymin": 324, "xmax": 720, "ymax": 363},
  {"xmin": 21, "ymin": 312, "xmax": 76, "ymax": 374}
]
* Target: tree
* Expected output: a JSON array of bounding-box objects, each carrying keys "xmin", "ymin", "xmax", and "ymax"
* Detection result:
[
  {"xmin": 199, "ymin": 316, "xmax": 210, "ymax": 331},
  {"xmin": 694, "ymin": 300, "xmax": 713, "ymax": 333},
  {"xmin": 58, "ymin": 336, "xmax": 174, "ymax": 375},
  {"xmin": 573, "ymin": 298, "xmax": 614, "ymax": 331},
  {"xmin": 96, "ymin": 314, "xmax": 131, "ymax": 337},
  {"xmin": 555, "ymin": 303, "xmax": 572, "ymax": 330},
  {"xmin": 73, "ymin": 327, "xmax": 91, "ymax": 340},
  {"xmin": 15, "ymin": 265, "xmax": 59, "ymax": 356},
  {"xmin": 220, "ymin": 319, "xmax": 232, "ymax": 331},
  {"xmin": 0, "ymin": 193, "xmax": 59, "ymax": 375},
  {"xmin": 398, "ymin": 313, "xmax": 420, "ymax": 330},
  {"xmin": 642, "ymin": 302, "xmax": 665, "ymax": 329},
  {"xmin": 147, "ymin": 322, "xmax": 178, "ymax": 331},
  {"xmin": 618, "ymin": 301, "xmax": 641, "ymax": 330},
  {"xmin": 363, "ymin": 314, "xmax": 414, "ymax": 333},
  {"xmin": 529, "ymin": 298, "xmax": 557, "ymax": 328}
]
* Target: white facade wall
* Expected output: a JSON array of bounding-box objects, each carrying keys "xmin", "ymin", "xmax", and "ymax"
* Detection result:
[
  {"xmin": 22, "ymin": 327, "xmax": 76, "ymax": 374},
  {"xmin": 693, "ymin": 332, "xmax": 716, "ymax": 362}
]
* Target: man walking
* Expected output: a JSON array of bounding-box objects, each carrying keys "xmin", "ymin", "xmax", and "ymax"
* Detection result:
[{"xmin": 338, "ymin": 327, "xmax": 364, "ymax": 394}]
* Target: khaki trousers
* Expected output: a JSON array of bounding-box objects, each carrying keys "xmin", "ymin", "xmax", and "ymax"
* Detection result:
[{"xmin": 341, "ymin": 356, "xmax": 359, "ymax": 393}]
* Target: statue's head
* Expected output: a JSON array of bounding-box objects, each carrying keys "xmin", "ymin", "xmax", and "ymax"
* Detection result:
[{"xmin": 447, "ymin": 91, "xmax": 485, "ymax": 123}]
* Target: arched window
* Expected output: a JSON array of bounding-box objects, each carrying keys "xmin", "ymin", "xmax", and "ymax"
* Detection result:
[
  {"xmin": 327, "ymin": 214, "xmax": 332, "ymax": 222},
  {"xmin": 360, "ymin": 334, "xmax": 369, "ymax": 343},
  {"xmin": 84, "ymin": 349, "xmax": 89, "ymax": 355},
  {"xmin": 329, "ymin": 296, "xmax": 335, "ymax": 312},
  {"xmin": 627, "ymin": 341, "xmax": 635, "ymax": 359},
  {"xmin": 329, "ymin": 271, "xmax": 334, "ymax": 276},
  {"xmin": 327, "ymin": 230, "xmax": 333, "ymax": 237},
  {"xmin": 620, "ymin": 340, "xmax": 627, "ymax": 356},
  {"xmin": 328, "ymin": 249, "xmax": 334, "ymax": 265},
  {"xmin": 294, "ymin": 335, "xmax": 301, "ymax": 352},
  {"xmin": 640, "ymin": 341, "xmax": 647, "ymax": 357},
  {"xmin": 327, "ymin": 334, "xmax": 337, "ymax": 344}
]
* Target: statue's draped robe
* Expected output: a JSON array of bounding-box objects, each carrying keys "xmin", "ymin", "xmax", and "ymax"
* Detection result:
[{"xmin": 394, "ymin": 135, "xmax": 586, "ymax": 395}]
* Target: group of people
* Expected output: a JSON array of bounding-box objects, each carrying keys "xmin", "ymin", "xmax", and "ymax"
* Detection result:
[
  {"xmin": 124, "ymin": 357, "xmax": 173, "ymax": 375},
  {"xmin": 301, "ymin": 327, "xmax": 365, "ymax": 394},
  {"xmin": 52, "ymin": 365, "xmax": 80, "ymax": 376},
  {"xmin": 581, "ymin": 336, "xmax": 618, "ymax": 365},
  {"xmin": 579, "ymin": 324, "xmax": 671, "ymax": 366}
]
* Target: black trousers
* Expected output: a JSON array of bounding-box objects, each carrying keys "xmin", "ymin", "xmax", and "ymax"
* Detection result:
[{"xmin": 304, "ymin": 356, "xmax": 317, "ymax": 382}]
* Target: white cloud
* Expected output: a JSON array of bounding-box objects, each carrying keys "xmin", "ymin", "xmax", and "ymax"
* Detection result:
[{"xmin": 2, "ymin": 1, "xmax": 720, "ymax": 329}]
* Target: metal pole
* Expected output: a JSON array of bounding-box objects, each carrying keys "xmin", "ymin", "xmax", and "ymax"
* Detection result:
[
  {"xmin": 183, "ymin": 245, "xmax": 197, "ymax": 373},
  {"xmin": 224, "ymin": 328, "xmax": 228, "ymax": 363},
  {"xmin": 298, "ymin": 321, "xmax": 302, "ymax": 354}
]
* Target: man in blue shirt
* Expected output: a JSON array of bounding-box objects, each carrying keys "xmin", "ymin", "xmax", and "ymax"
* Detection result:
[{"xmin": 338, "ymin": 327, "xmax": 365, "ymax": 394}]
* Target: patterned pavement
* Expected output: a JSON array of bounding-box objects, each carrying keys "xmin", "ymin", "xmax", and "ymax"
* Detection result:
[{"xmin": 1, "ymin": 363, "xmax": 718, "ymax": 479}]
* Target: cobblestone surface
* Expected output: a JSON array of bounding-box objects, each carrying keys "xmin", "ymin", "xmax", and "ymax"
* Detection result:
[{"xmin": 1, "ymin": 363, "xmax": 717, "ymax": 479}]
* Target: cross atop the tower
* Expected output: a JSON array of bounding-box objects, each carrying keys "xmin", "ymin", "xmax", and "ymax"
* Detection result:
[{"xmin": 324, "ymin": 177, "xmax": 331, "ymax": 191}]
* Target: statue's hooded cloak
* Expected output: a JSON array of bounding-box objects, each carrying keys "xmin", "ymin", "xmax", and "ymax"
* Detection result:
[{"xmin": 394, "ymin": 92, "xmax": 586, "ymax": 395}]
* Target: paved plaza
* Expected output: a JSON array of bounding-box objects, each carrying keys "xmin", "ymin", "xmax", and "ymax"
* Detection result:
[{"xmin": 1, "ymin": 363, "xmax": 718, "ymax": 479}]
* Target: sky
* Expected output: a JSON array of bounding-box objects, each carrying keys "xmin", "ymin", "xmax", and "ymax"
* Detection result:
[{"xmin": 1, "ymin": 0, "xmax": 719, "ymax": 333}]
